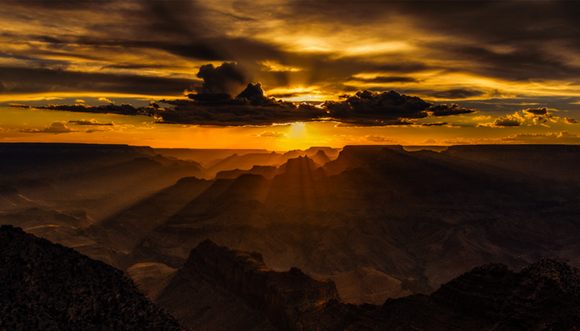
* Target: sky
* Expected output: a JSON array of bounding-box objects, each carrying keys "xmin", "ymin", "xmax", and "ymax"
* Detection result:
[{"xmin": 1, "ymin": 0, "xmax": 580, "ymax": 150}]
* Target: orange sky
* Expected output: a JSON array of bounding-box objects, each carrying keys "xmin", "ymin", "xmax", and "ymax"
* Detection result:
[{"xmin": 1, "ymin": 1, "xmax": 580, "ymax": 149}]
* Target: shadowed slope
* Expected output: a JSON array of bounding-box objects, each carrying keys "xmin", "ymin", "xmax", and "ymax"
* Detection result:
[
  {"xmin": 0, "ymin": 225, "xmax": 187, "ymax": 331},
  {"xmin": 137, "ymin": 239, "xmax": 370, "ymax": 331},
  {"xmin": 347, "ymin": 259, "xmax": 580, "ymax": 330}
]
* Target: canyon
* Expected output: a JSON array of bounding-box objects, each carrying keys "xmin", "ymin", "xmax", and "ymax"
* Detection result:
[{"xmin": 1, "ymin": 142, "xmax": 580, "ymax": 329}]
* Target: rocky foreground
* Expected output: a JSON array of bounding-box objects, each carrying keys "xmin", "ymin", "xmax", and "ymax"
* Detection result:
[
  {"xmin": 2, "ymin": 224, "xmax": 580, "ymax": 330},
  {"xmin": 0, "ymin": 225, "xmax": 187, "ymax": 331},
  {"xmin": 347, "ymin": 258, "xmax": 580, "ymax": 330},
  {"xmin": 133, "ymin": 239, "xmax": 580, "ymax": 331}
]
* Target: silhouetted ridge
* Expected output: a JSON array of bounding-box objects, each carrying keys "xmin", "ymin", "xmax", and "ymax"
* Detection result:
[
  {"xmin": 279, "ymin": 155, "xmax": 318, "ymax": 174},
  {"xmin": 182, "ymin": 239, "xmax": 370, "ymax": 330},
  {"xmin": 0, "ymin": 142, "xmax": 155, "ymax": 180},
  {"xmin": 519, "ymin": 258, "xmax": 580, "ymax": 304},
  {"xmin": 323, "ymin": 145, "xmax": 393, "ymax": 175},
  {"xmin": 0, "ymin": 225, "xmax": 186, "ymax": 331},
  {"xmin": 216, "ymin": 165, "xmax": 278, "ymax": 179},
  {"xmin": 348, "ymin": 259, "xmax": 580, "ymax": 330},
  {"xmin": 312, "ymin": 149, "xmax": 331, "ymax": 165}
]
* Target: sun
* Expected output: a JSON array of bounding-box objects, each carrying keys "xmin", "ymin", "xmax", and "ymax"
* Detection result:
[{"xmin": 287, "ymin": 122, "xmax": 307, "ymax": 139}]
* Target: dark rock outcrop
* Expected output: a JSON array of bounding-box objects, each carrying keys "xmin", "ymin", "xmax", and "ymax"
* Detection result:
[
  {"xmin": 179, "ymin": 239, "xmax": 371, "ymax": 330},
  {"xmin": 0, "ymin": 225, "xmax": 187, "ymax": 331},
  {"xmin": 216, "ymin": 165, "xmax": 278, "ymax": 179},
  {"xmin": 347, "ymin": 258, "xmax": 580, "ymax": 330}
]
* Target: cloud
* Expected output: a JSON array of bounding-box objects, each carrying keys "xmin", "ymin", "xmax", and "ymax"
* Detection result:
[
  {"xmin": 350, "ymin": 76, "xmax": 418, "ymax": 84},
  {"xmin": 75, "ymin": 99, "xmax": 85, "ymax": 103},
  {"xmin": 16, "ymin": 86, "xmax": 478, "ymax": 127},
  {"xmin": 195, "ymin": 62, "xmax": 249, "ymax": 96},
  {"xmin": 237, "ymin": 83, "xmax": 269, "ymax": 105},
  {"xmin": 235, "ymin": 82, "xmax": 298, "ymax": 108},
  {"xmin": 478, "ymin": 115, "xmax": 521, "ymax": 127},
  {"xmin": 428, "ymin": 104, "xmax": 477, "ymax": 117},
  {"xmin": 323, "ymin": 90, "xmax": 475, "ymax": 126},
  {"xmin": 19, "ymin": 103, "xmax": 145, "ymax": 116},
  {"xmin": 20, "ymin": 121, "xmax": 77, "ymax": 134},
  {"xmin": 0, "ymin": 67, "xmax": 195, "ymax": 96},
  {"xmin": 255, "ymin": 131, "xmax": 288, "ymax": 138},
  {"xmin": 323, "ymin": 90, "xmax": 430, "ymax": 126},
  {"xmin": 98, "ymin": 97, "xmax": 114, "ymax": 104},
  {"xmin": 524, "ymin": 107, "xmax": 550, "ymax": 116},
  {"xmin": 491, "ymin": 117, "xmax": 521, "ymax": 127},
  {"xmin": 419, "ymin": 122, "xmax": 450, "ymax": 127},
  {"xmin": 67, "ymin": 119, "xmax": 114, "ymax": 126},
  {"xmin": 363, "ymin": 135, "xmax": 396, "ymax": 143},
  {"xmin": 479, "ymin": 106, "xmax": 575, "ymax": 128},
  {"xmin": 4, "ymin": 0, "xmax": 580, "ymax": 108},
  {"xmin": 429, "ymin": 89, "xmax": 485, "ymax": 100},
  {"xmin": 333, "ymin": 118, "xmax": 416, "ymax": 127},
  {"xmin": 259, "ymin": 61, "xmax": 303, "ymax": 72},
  {"xmin": 159, "ymin": 98, "xmax": 326, "ymax": 126},
  {"xmin": 501, "ymin": 131, "xmax": 580, "ymax": 144},
  {"xmin": 8, "ymin": 103, "xmax": 30, "ymax": 108}
]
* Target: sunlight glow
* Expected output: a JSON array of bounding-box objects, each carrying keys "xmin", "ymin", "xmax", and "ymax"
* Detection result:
[{"xmin": 288, "ymin": 122, "xmax": 307, "ymax": 139}]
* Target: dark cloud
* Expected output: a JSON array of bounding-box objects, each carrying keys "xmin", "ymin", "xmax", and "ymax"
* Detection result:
[
  {"xmin": 165, "ymin": 71, "xmax": 329, "ymax": 125},
  {"xmin": 20, "ymin": 122, "xmax": 77, "ymax": 134},
  {"xmin": 159, "ymin": 42, "xmax": 226, "ymax": 61},
  {"xmin": 565, "ymin": 118, "xmax": 579, "ymax": 124},
  {"xmin": 521, "ymin": 107, "xmax": 556, "ymax": 125},
  {"xmin": 303, "ymin": 57, "xmax": 429, "ymax": 88},
  {"xmin": 5, "ymin": 0, "xmax": 580, "ymax": 103},
  {"xmin": 323, "ymin": 90, "xmax": 431, "ymax": 124},
  {"xmin": 16, "ymin": 103, "xmax": 146, "ymax": 116},
  {"xmin": 428, "ymin": 104, "xmax": 477, "ymax": 117},
  {"xmin": 186, "ymin": 93, "xmax": 239, "ymax": 105},
  {"xmin": 351, "ymin": 76, "xmax": 418, "ymax": 84},
  {"xmin": 158, "ymin": 99, "xmax": 326, "ymax": 126},
  {"xmin": 237, "ymin": 83, "xmax": 265, "ymax": 100},
  {"xmin": 5, "ymin": 0, "xmax": 113, "ymax": 11},
  {"xmin": 236, "ymin": 83, "xmax": 269, "ymax": 105},
  {"xmin": 280, "ymin": 1, "xmax": 580, "ymax": 83},
  {"xmin": 187, "ymin": 63, "xmax": 293, "ymax": 109},
  {"xmin": 67, "ymin": 120, "xmax": 114, "ymax": 126},
  {"xmin": 422, "ymin": 2, "xmax": 580, "ymax": 45},
  {"xmin": 490, "ymin": 117, "xmax": 521, "ymax": 127},
  {"xmin": 0, "ymin": 67, "xmax": 195, "ymax": 96},
  {"xmin": 524, "ymin": 107, "xmax": 549, "ymax": 116},
  {"xmin": 165, "ymin": 88, "xmax": 477, "ymax": 126},
  {"xmin": 419, "ymin": 122, "xmax": 449, "ymax": 127},
  {"xmin": 441, "ymin": 45, "xmax": 580, "ymax": 81},
  {"xmin": 429, "ymin": 89, "xmax": 485, "ymax": 100},
  {"xmin": 195, "ymin": 62, "xmax": 250, "ymax": 96},
  {"xmin": 334, "ymin": 118, "xmax": 416, "ymax": 127}
]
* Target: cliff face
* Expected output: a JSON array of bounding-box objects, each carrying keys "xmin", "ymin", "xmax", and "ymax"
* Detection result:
[
  {"xmin": 0, "ymin": 225, "xmax": 187, "ymax": 331},
  {"xmin": 149, "ymin": 241, "xmax": 580, "ymax": 331},
  {"xmin": 180, "ymin": 239, "xmax": 370, "ymax": 331},
  {"xmin": 347, "ymin": 258, "xmax": 580, "ymax": 330}
]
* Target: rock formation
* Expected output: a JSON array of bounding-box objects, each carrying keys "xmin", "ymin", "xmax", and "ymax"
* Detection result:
[
  {"xmin": 140, "ymin": 239, "xmax": 372, "ymax": 331},
  {"xmin": 347, "ymin": 258, "xmax": 580, "ymax": 330},
  {"xmin": 0, "ymin": 225, "xmax": 187, "ymax": 331}
]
